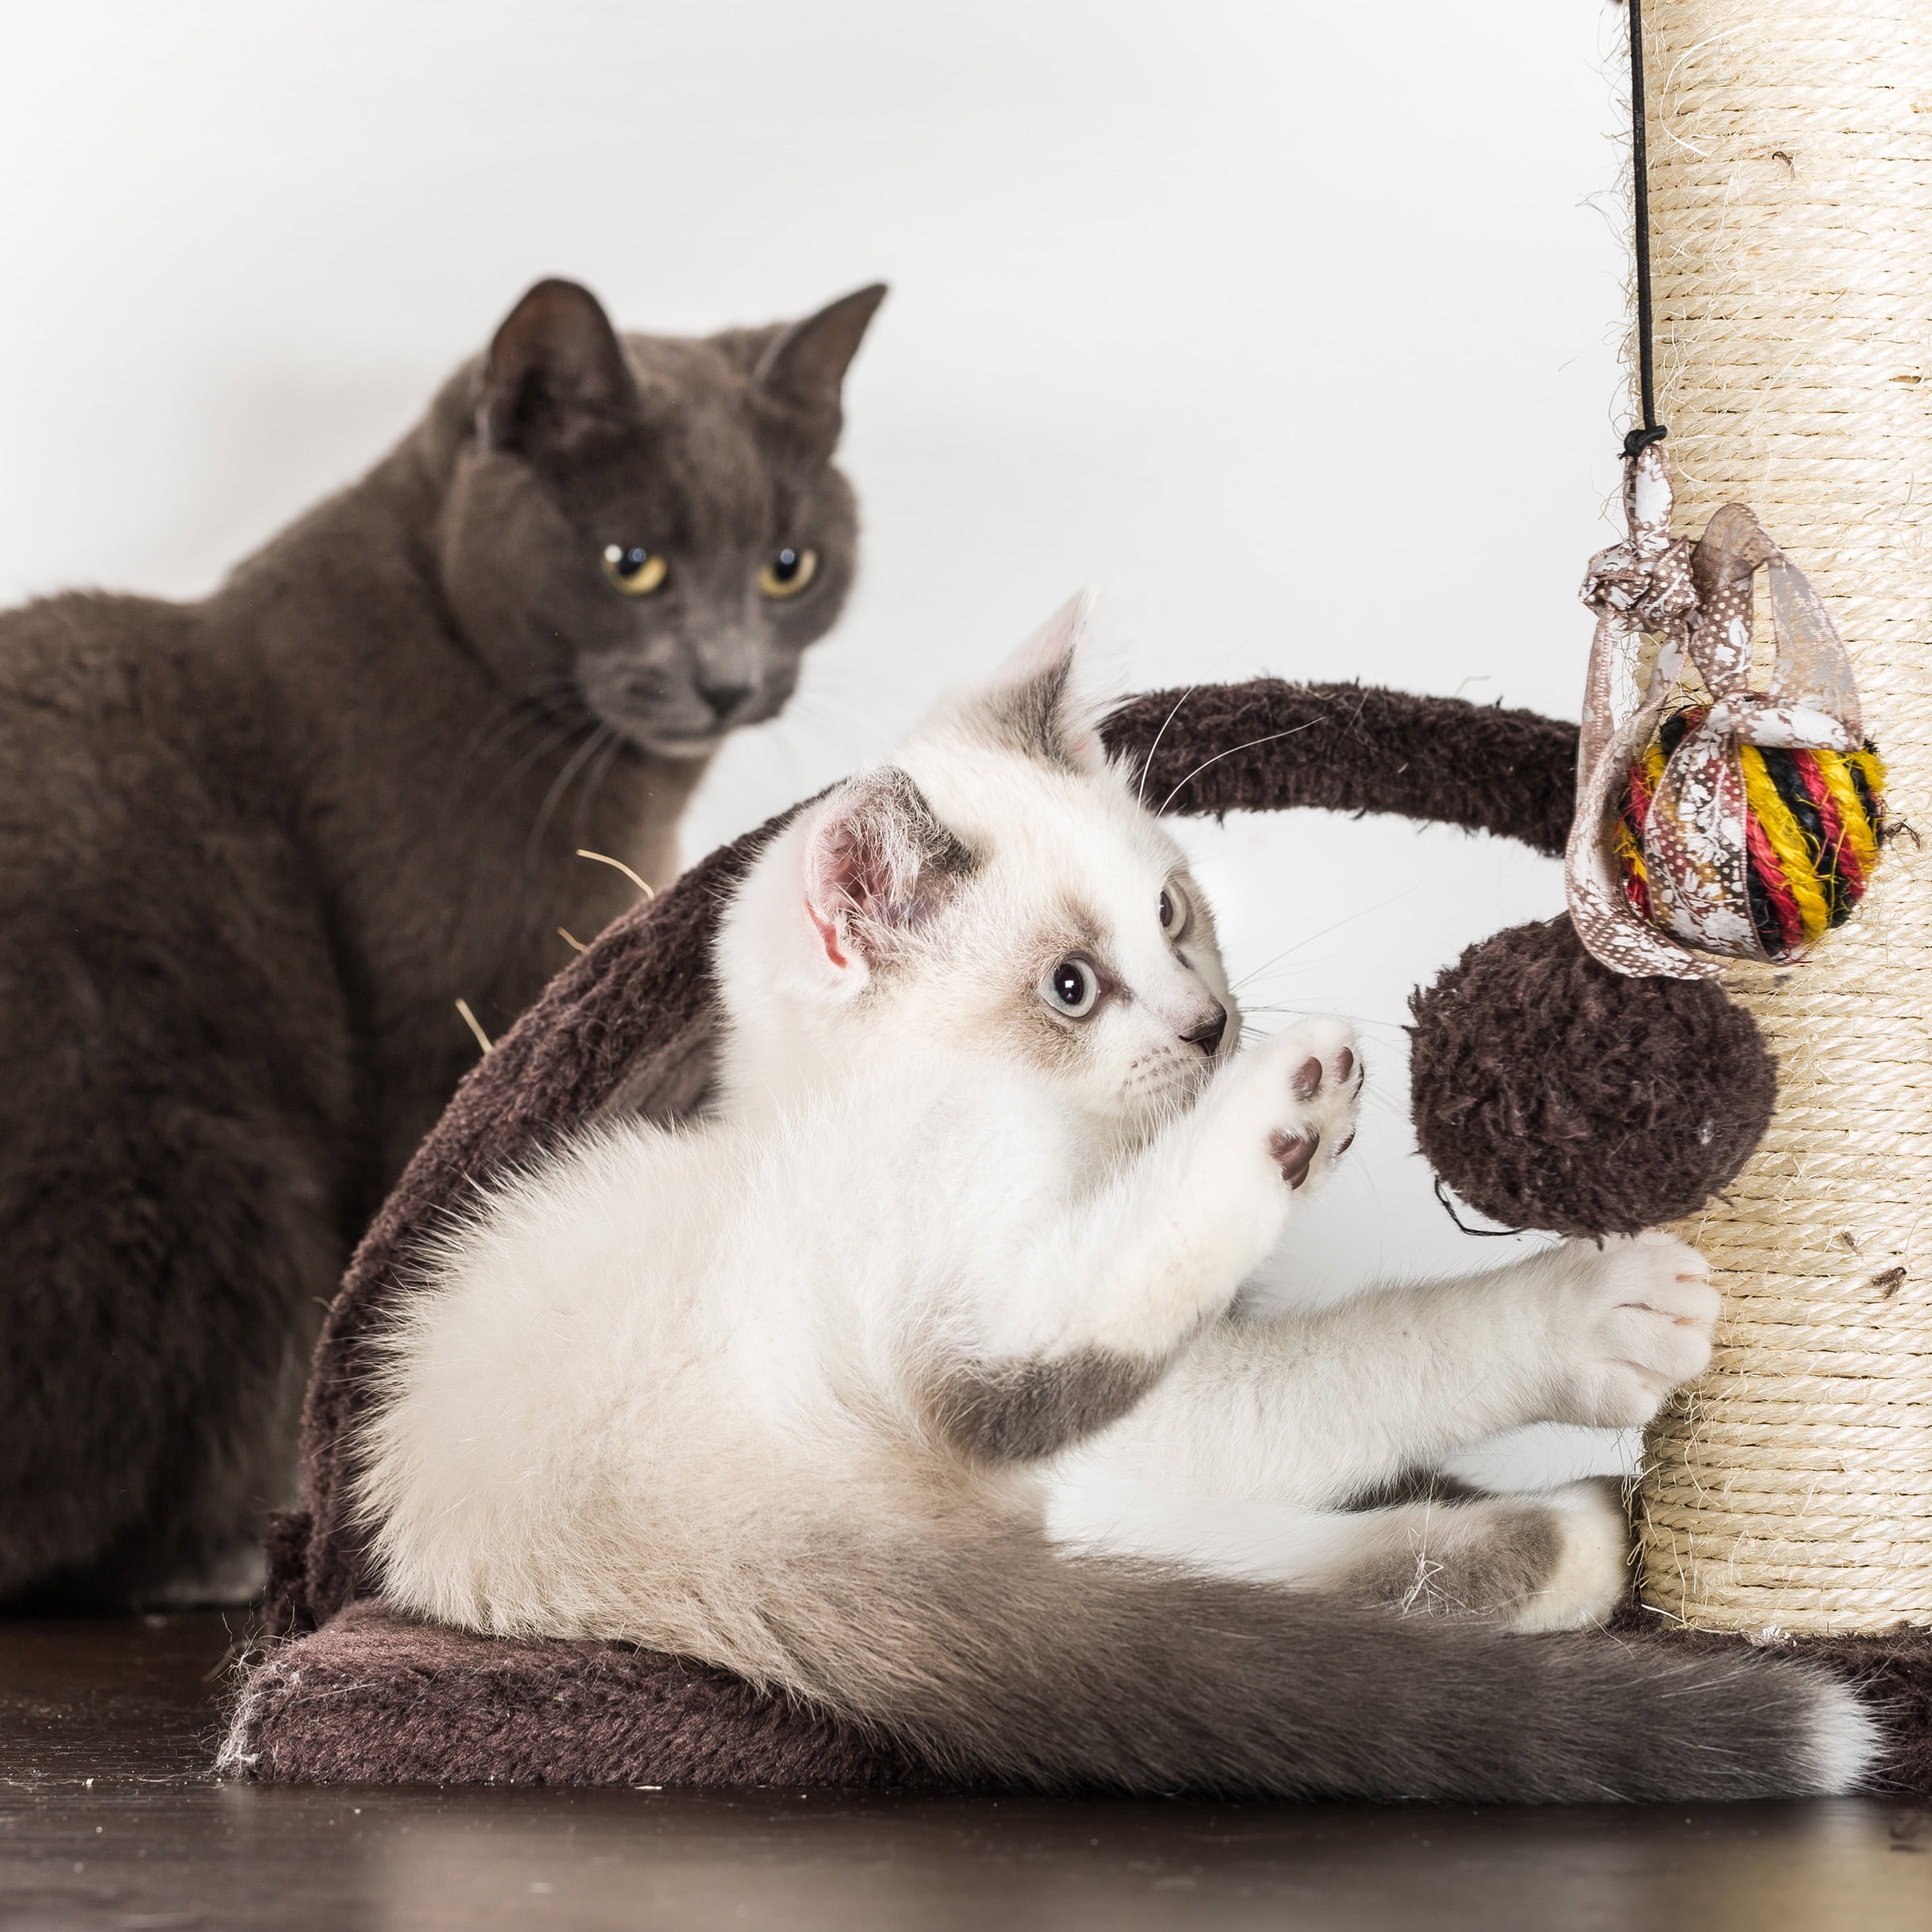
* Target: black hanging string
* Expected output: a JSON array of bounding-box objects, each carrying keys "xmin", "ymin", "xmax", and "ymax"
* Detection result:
[
  {"xmin": 1432, "ymin": 1176, "xmax": 1527, "ymax": 1239},
  {"xmin": 1624, "ymin": 0, "xmax": 1667, "ymax": 458}
]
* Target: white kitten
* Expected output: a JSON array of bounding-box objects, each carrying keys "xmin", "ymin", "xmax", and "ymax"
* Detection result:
[{"xmin": 355, "ymin": 597, "xmax": 1872, "ymax": 1802}]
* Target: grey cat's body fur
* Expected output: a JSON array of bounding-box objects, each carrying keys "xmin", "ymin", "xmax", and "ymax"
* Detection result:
[{"xmin": 0, "ymin": 279, "xmax": 881, "ymax": 1608}]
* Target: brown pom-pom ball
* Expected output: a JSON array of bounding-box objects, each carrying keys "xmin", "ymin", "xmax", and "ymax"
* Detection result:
[{"xmin": 1407, "ymin": 917, "xmax": 1777, "ymax": 1238}]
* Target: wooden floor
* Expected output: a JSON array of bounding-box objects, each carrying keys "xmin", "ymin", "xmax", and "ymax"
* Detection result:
[{"xmin": 0, "ymin": 1616, "xmax": 1928, "ymax": 1930}]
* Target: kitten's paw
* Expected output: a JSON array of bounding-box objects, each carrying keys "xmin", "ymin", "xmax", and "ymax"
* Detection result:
[
  {"xmin": 1506, "ymin": 1479, "xmax": 1633, "ymax": 1633},
  {"xmin": 1313, "ymin": 1483, "xmax": 1629, "ymax": 1630},
  {"xmin": 1546, "ymin": 1230, "xmax": 1719, "ymax": 1428},
  {"xmin": 1239, "ymin": 1017, "xmax": 1361, "ymax": 1195}
]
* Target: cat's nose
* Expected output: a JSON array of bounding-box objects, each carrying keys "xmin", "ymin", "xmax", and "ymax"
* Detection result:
[
  {"xmin": 696, "ymin": 678, "xmax": 753, "ymax": 723},
  {"xmin": 1180, "ymin": 1004, "xmax": 1227, "ymax": 1056}
]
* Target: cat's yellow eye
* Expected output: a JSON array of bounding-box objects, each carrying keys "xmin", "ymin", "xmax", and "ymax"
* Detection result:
[
  {"xmin": 758, "ymin": 547, "xmax": 819, "ymax": 600},
  {"xmin": 601, "ymin": 544, "xmax": 668, "ymax": 597}
]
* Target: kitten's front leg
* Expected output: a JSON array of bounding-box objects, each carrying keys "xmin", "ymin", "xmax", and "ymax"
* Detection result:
[
  {"xmin": 925, "ymin": 1020, "xmax": 1360, "ymax": 1464},
  {"xmin": 1070, "ymin": 1231, "xmax": 1716, "ymax": 1511},
  {"xmin": 1092, "ymin": 1016, "xmax": 1364, "ymax": 1360}
]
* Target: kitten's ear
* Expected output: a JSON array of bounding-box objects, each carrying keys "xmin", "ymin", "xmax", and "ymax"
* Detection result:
[
  {"xmin": 753, "ymin": 283, "xmax": 887, "ymax": 445},
  {"xmin": 478, "ymin": 279, "xmax": 641, "ymax": 464},
  {"xmin": 801, "ymin": 767, "xmax": 972, "ymax": 974},
  {"xmin": 971, "ymin": 590, "xmax": 1108, "ymax": 774}
]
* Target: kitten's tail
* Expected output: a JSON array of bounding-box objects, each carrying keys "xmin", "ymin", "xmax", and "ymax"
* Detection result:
[{"xmin": 735, "ymin": 1525, "xmax": 1876, "ymax": 1802}]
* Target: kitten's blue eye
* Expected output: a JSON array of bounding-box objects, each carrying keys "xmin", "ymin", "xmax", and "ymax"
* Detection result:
[
  {"xmin": 602, "ymin": 544, "xmax": 668, "ymax": 596},
  {"xmin": 758, "ymin": 546, "xmax": 819, "ymax": 599},
  {"xmin": 1042, "ymin": 956, "xmax": 1099, "ymax": 1019},
  {"xmin": 1160, "ymin": 884, "xmax": 1190, "ymax": 939}
]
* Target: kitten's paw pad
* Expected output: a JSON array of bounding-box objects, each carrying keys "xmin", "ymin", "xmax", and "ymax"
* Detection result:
[
  {"xmin": 1554, "ymin": 1231, "xmax": 1719, "ymax": 1428},
  {"xmin": 1245, "ymin": 1018, "xmax": 1360, "ymax": 1194},
  {"xmin": 1269, "ymin": 1127, "xmax": 1320, "ymax": 1187}
]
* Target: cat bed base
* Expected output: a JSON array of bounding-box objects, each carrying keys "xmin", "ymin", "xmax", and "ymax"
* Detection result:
[
  {"xmin": 221, "ymin": 1599, "xmax": 1932, "ymax": 1791},
  {"xmin": 221, "ymin": 1599, "xmax": 922, "ymax": 1787}
]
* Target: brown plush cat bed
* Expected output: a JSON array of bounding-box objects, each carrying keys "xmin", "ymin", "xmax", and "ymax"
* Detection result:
[{"xmin": 224, "ymin": 680, "xmax": 1932, "ymax": 1791}]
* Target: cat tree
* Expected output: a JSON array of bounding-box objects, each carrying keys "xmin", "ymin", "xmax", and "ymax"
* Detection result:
[
  {"xmin": 1632, "ymin": 0, "xmax": 1932, "ymax": 1633},
  {"xmin": 221, "ymin": 2, "xmax": 1932, "ymax": 1788}
]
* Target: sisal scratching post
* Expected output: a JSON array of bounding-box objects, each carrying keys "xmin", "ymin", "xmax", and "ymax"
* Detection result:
[{"xmin": 1633, "ymin": 1, "xmax": 1932, "ymax": 1633}]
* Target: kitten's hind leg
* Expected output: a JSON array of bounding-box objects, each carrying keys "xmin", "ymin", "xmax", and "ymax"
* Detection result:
[{"xmin": 1304, "ymin": 1480, "xmax": 1633, "ymax": 1633}]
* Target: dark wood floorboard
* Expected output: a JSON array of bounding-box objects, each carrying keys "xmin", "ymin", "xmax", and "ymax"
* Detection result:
[{"xmin": 1, "ymin": 1615, "xmax": 1929, "ymax": 1931}]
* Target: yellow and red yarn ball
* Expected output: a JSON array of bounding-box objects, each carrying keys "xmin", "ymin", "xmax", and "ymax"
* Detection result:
[{"xmin": 1616, "ymin": 708, "xmax": 1888, "ymax": 962}]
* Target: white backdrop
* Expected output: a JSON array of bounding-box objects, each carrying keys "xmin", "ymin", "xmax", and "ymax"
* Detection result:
[{"xmin": 0, "ymin": 0, "xmax": 1637, "ymax": 1479}]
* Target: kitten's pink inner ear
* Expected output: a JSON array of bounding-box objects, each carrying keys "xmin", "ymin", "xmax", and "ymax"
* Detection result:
[
  {"xmin": 799, "ymin": 770, "xmax": 959, "ymax": 972},
  {"xmin": 802, "ymin": 815, "xmax": 854, "ymax": 969},
  {"xmin": 803, "ymin": 799, "xmax": 890, "ymax": 970},
  {"xmin": 806, "ymin": 897, "xmax": 848, "ymax": 970}
]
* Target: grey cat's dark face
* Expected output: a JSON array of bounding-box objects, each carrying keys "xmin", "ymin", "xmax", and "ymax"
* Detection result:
[{"xmin": 436, "ymin": 279, "xmax": 883, "ymax": 758}]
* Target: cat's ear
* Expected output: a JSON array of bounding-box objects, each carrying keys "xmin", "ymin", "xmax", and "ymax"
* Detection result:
[
  {"xmin": 971, "ymin": 590, "xmax": 1108, "ymax": 774},
  {"xmin": 478, "ymin": 279, "xmax": 641, "ymax": 464},
  {"xmin": 753, "ymin": 284, "xmax": 887, "ymax": 447},
  {"xmin": 800, "ymin": 768, "xmax": 972, "ymax": 976}
]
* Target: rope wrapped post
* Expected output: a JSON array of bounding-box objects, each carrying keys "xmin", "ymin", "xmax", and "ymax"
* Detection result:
[{"xmin": 1632, "ymin": 1, "xmax": 1932, "ymax": 1632}]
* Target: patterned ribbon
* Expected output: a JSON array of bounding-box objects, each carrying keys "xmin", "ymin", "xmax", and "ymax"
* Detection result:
[{"xmin": 1565, "ymin": 443, "xmax": 1865, "ymax": 979}]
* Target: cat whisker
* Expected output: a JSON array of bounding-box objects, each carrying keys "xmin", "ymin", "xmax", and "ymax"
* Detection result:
[
  {"xmin": 1155, "ymin": 723, "xmax": 1321, "ymax": 818},
  {"xmin": 526, "ymin": 722, "xmax": 617, "ymax": 866},
  {"xmin": 483, "ymin": 715, "xmax": 601, "ymax": 807},
  {"xmin": 1133, "ymin": 685, "xmax": 1198, "ymax": 812},
  {"xmin": 1228, "ymin": 886, "xmax": 1426, "ymax": 994},
  {"xmin": 749, "ymin": 688, "xmax": 888, "ymax": 771},
  {"xmin": 1235, "ymin": 1005, "xmax": 1410, "ymax": 1039},
  {"xmin": 461, "ymin": 675, "xmax": 590, "ymax": 769},
  {"xmin": 569, "ymin": 729, "xmax": 629, "ymax": 850}
]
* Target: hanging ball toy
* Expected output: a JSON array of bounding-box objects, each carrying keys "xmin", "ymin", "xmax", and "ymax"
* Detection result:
[
  {"xmin": 1566, "ymin": 448, "xmax": 1885, "ymax": 981},
  {"xmin": 1614, "ymin": 707, "xmax": 1887, "ymax": 964},
  {"xmin": 1411, "ymin": 436, "xmax": 1889, "ymax": 1241}
]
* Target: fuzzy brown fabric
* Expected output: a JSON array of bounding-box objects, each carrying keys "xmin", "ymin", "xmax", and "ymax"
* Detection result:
[
  {"xmin": 1408, "ymin": 916, "xmax": 1780, "ymax": 1236},
  {"xmin": 1113, "ymin": 680, "xmax": 1582, "ymax": 854},
  {"xmin": 230, "ymin": 677, "xmax": 1879, "ymax": 1794},
  {"xmin": 226, "ymin": 1599, "xmax": 920, "ymax": 1787}
]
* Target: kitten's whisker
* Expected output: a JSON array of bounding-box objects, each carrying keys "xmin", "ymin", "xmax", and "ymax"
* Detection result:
[
  {"xmin": 1133, "ymin": 685, "xmax": 1197, "ymax": 811},
  {"xmin": 1229, "ymin": 886, "xmax": 1426, "ymax": 993},
  {"xmin": 1155, "ymin": 723, "xmax": 1320, "ymax": 818}
]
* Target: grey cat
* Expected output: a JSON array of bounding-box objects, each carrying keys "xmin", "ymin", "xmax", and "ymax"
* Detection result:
[{"xmin": 0, "ymin": 276, "xmax": 884, "ymax": 1609}]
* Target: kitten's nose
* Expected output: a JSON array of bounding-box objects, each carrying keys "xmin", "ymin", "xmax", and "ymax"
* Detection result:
[
  {"xmin": 1180, "ymin": 1004, "xmax": 1228, "ymax": 1056},
  {"xmin": 696, "ymin": 678, "xmax": 753, "ymax": 723}
]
